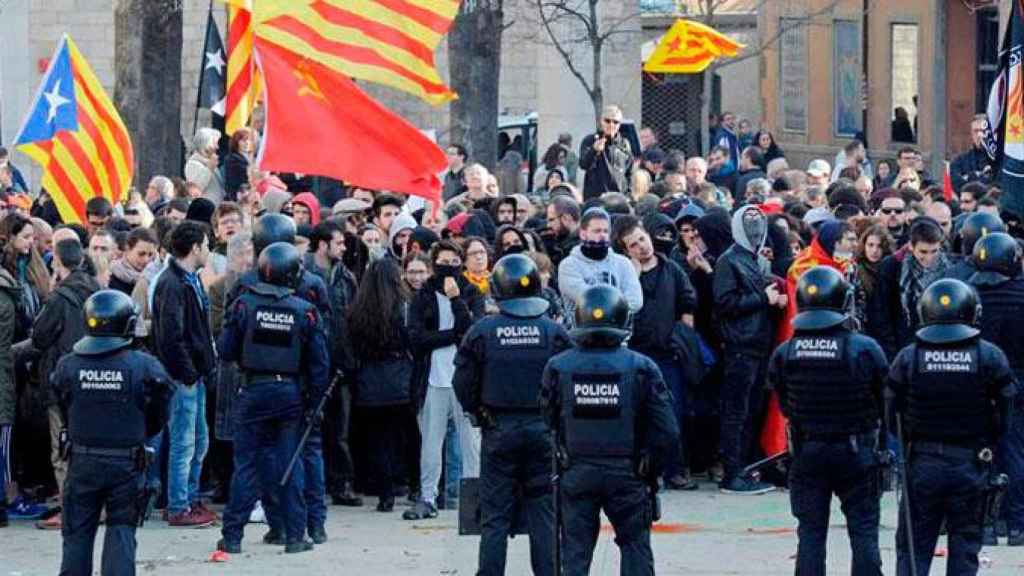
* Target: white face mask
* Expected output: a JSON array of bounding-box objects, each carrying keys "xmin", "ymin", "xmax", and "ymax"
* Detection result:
[{"xmin": 833, "ymin": 249, "xmax": 854, "ymax": 261}]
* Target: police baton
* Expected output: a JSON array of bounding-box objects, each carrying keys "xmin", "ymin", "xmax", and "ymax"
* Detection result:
[
  {"xmin": 895, "ymin": 414, "xmax": 917, "ymax": 576},
  {"xmin": 280, "ymin": 372, "xmax": 340, "ymax": 487},
  {"xmin": 551, "ymin": 431, "xmax": 563, "ymax": 576}
]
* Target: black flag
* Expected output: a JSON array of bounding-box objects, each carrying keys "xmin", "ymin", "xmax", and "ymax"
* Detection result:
[{"xmin": 198, "ymin": 9, "xmax": 227, "ymax": 116}]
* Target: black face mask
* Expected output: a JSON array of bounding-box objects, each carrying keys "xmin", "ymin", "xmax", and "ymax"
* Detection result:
[
  {"xmin": 503, "ymin": 244, "xmax": 526, "ymax": 255},
  {"xmin": 653, "ymin": 238, "xmax": 675, "ymax": 256},
  {"xmin": 433, "ymin": 264, "xmax": 461, "ymax": 281},
  {"xmin": 580, "ymin": 240, "xmax": 610, "ymax": 260}
]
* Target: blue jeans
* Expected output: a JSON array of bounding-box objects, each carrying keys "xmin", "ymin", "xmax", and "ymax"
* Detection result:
[
  {"xmin": 167, "ymin": 381, "xmax": 209, "ymax": 514},
  {"xmin": 266, "ymin": 431, "xmax": 326, "ymax": 533},
  {"xmin": 144, "ymin": 431, "xmax": 164, "ymax": 493},
  {"xmin": 444, "ymin": 418, "xmax": 462, "ymax": 502}
]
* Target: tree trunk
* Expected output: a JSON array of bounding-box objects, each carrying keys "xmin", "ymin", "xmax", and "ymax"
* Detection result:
[
  {"xmin": 448, "ymin": 1, "xmax": 503, "ymax": 169},
  {"xmin": 115, "ymin": 0, "xmax": 183, "ymax": 183}
]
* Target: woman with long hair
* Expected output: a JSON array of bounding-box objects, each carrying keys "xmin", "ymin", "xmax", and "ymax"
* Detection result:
[
  {"xmin": 0, "ymin": 214, "xmax": 23, "ymax": 526},
  {"xmin": 347, "ymin": 259, "xmax": 414, "ymax": 512},
  {"xmin": 0, "ymin": 213, "xmax": 49, "ymax": 327},
  {"xmin": 856, "ymin": 223, "xmax": 895, "ymax": 335},
  {"xmin": 754, "ymin": 129, "xmax": 785, "ymax": 163}
]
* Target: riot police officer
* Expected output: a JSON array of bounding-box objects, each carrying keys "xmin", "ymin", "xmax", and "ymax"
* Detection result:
[
  {"xmin": 216, "ymin": 242, "xmax": 330, "ymax": 555},
  {"xmin": 453, "ymin": 254, "xmax": 572, "ymax": 576},
  {"xmin": 226, "ymin": 213, "xmax": 332, "ymax": 545},
  {"xmin": 947, "ymin": 212, "xmax": 1005, "ymax": 281},
  {"xmin": 52, "ymin": 290, "xmax": 175, "ymax": 576},
  {"xmin": 540, "ymin": 285, "xmax": 679, "ymax": 576},
  {"xmin": 767, "ymin": 266, "xmax": 889, "ymax": 575},
  {"xmin": 886, "ymin": 278, "xmax": 1018, "ymax": 575},
  {"xmin": 969, "ymin": 232, "xmax": 1024, "ymax": 546}
]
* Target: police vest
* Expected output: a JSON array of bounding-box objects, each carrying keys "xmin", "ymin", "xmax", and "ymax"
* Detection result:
[
  {"xmin": 785, "ymin": 332, "xmax": 877, "ymax": 435},
  {"xmin": 975, "ymin": 280, "xmax": 1024, "ymax": 377},
  {"xmin": 66, "ymin": 352, "xmax": 146, "ymax": 448},
  {"xmin": 480, "ymin": 315, "xmax": 554, "ymax": 410},
  {"xmin": 559, "ymin": 350, "xmax": 637, "ymax": 458},
  {"xmin": 240, "ymin": 293, "xmax": 305, "ymax": 375},
  {"xmin": 907, "ymin": 344, "xmax": 990, "ymax": 444}
]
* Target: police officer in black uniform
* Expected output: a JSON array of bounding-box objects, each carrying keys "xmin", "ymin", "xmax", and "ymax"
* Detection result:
[
  {"xmin": 52, "ymin": 290, "xmax": 175, "ymax": 576},
  {"xmin": 767, "ymin": 266, "xmax": 889, "ymax": 576},
  {"xmin": 226, "ymin": 213, "xmax": 332, "ymax": 545},
  {"xmin": 541, "ymin": 285, "xmax": 679, "ymax": 576},
  {"xmin": 947, "ymin": 212, "xmax": 1005, "ymax": 282},
  {"xmin": 217, "ymin": 242, "xmax": 331, "ymax": 555},
  {"xmin": 968, "ymin": 232, "xmax": 1024, "ymax": 546},
  {"xmin": 453, "ymin": 254, "xmax": 572, "ymax": 576},
  {"xmin": 886, "ymin": 278, "xmax": 1018, "ymax": 576}
]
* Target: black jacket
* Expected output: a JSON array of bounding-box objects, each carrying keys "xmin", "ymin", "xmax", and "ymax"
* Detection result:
[
  {"xmin": 950, "ymin": 147, "xmax": 994, "ymax": 192},
  {"xmin": 712, "ymin": 245, "xmax": 773, "ymax": 356},
  {"xmin": 352, "ymin": 308, "xmax": 414, "ymax": 407},
  {"xmin": 579, "ymin": 133, "xmax": 633, "ymax": 200},
  {"xmin": 152, "ymin": 258, "xmax": 217, "ymax": 386},
  {"xmin": 408, "ymin": 276, "xmax": 484, "ymax": 407},
  {"xmin": 223, "ymin": 152, "xmax": 249, "ymax": 201},
  {"xmin": 328, "ymin": 263, "xmax": 359, "ymax": 374},
  {"xmin": 630, "ymin": 255, "xmax": 697, "ymax": 359},
  {"xmin": 733, "ymin": 168, "xmax": 767, "ymax": 204},
  {"xmin": 32, "ymin": 268, "xmax": 100, "ymax": 405}
]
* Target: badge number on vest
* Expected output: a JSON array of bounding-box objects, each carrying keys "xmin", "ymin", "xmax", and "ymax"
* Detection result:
[
  {"xmin": 571, "ymin": 373, "xmax": 622, "ymax": 419},
  {"xmin": 918, "ymin": 348, "xmax": 978, "ymax": 374},
  {"xmin": 254, "ymin": 307, "xmax": 296, "ymax": 347},
  {"xmin": 79, "ymin": 369, "xmax": 125, "ymax": 391}
]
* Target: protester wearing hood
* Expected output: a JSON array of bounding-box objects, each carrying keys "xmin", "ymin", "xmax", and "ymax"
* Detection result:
[
  {"xmin": 640, "ymin": 211, "xmax": 678, "ymax": 258},
  {"xmin": 261, "ymin": 188, "xmax": 292, "ymax": 215},
  {"xmin": 779, "ymin": 220, "xmax": 857, "ymax": 342},
  {"xmin": 872, "ymin": 218, "xmax": 950, "ymax": 359},
  {"xmin": 668, "ymin": 202, "xmax": 707, "ymax": 271},
  {"xmin": 492, "ymin": 197, "xmax": 517, "ymax": 227},
  {"xmin": 388, "ymin": 212, "xmax": 417, "ymax": 261},
  {"xmin": 558, "ymin": 208, "xmax": 642, "ymax": 328},
  {"xmin": 292, "ymin": 192, "xmax": 322, "ymax": 227},
  {"xmin": 618, "ymin": 216, "xmax": 698, "ymax": 490},
  {"xmin": 408, "ymin": 226, "xmax": 439, "ymax": 257},
  {"xmin": 461, "ymin": 209, "xmax": 496, "ymax": 245},
  {"xmin": 765, "ymin": 216, "xmax": 795, "ymax": 279},
  {"xmin": 713, "ymin": 204, "xmax": 786, "ymax": 494},
  {"xmin": 493, "ymin": 225, "xmax": 530, "ymax": 261}
]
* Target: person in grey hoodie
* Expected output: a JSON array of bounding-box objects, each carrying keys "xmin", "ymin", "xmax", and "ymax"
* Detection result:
[
  {"xmin": 557, "ymin": 207, "xmax": 642, "ymax": 328},
  {"xmin": 388, "ymin": 212, "xmax": 418, "ymax": 261},
  {"xmin": 712, "ymin": 204, "xmax": 788, "ymax": 495}
]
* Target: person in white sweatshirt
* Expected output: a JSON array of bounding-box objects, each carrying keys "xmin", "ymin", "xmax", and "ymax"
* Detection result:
[{"xmin": 557, "ymin": 207, "xmax": 643, "ymax": 327}]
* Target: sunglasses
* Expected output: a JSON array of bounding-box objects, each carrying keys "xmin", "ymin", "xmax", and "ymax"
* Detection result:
[
  {"xmin": 880, "ymin": 208, "xmax": 904, "ymax": 215},
  {"xmin": 602, "ymin": 118, "xmax": 621, "ymax": 125}
]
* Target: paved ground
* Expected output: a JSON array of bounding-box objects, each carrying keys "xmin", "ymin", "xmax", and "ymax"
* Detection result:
[{"xmin": 4, "ymin": 483, "xmax": 1022, "ymax": 575}]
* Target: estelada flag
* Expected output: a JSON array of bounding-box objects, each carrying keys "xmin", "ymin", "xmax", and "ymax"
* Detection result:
[
  {"xmin": 255, "ymin": 38, "xmax": 445, "ymax": 202},
  {"xmin": 644, "ymin": 19, "xmax": 744, "ymax": 74},
  {"xmin": 14, "ymin": 35, "xmax": 134, "ymax": 224}
]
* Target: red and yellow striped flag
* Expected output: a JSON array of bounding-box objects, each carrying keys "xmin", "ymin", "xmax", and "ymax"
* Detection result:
[
  {"xmin": 13, "ymin": 36, "xmax": 133, "ymax": 224},
  {"xmin": 226, "ymin": 1, "xmax": 258, "ymax": 135},
  {"xmin": 237, "ymin": 0, "xmax": 458, "ymax": 106}
]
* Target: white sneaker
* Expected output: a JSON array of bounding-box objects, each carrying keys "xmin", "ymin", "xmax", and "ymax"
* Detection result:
[{"xmin": 249, "ymin": 500, "xmax": 266, "ymax": 524}]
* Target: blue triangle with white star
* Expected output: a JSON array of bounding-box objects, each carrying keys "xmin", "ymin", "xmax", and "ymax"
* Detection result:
[{"xmin": 14, "ymin": 40, "xmax": 78, "ymax": 146}]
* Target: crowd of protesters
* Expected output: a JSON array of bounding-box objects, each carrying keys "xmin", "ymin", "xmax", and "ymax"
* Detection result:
[{"xmin": 0, "ymin": 104, "xmax": 1014, "ymax": 528}]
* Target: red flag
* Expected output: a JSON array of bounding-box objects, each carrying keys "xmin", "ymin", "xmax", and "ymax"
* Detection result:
[
  {"xmin": 254, "ymin": 38, "xmax": 445, "ymax": 201},
  {"xmin": 943, "ymin": 160, "xmax": 955, "ymax": 203}
]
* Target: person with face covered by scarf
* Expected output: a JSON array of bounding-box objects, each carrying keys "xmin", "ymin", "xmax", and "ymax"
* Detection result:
[
  {"xmin": 713, "ymin": 204, "xmax": 787, "ymax": 495},
  {"xmin": 557, "ymin": 208, "xmax": 643, "ymax": 328},
  {"xmin": 493, "ymin": 225, "xmax": 530, "ymax": 261}
]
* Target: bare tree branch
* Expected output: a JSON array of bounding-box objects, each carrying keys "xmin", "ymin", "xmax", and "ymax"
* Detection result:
[{"xmin": 536, "ymin": 0, "xmax": 595, "ymax": 98}]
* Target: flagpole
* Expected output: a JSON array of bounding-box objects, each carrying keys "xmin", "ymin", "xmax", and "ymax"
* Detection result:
[{"xmin": 193, "ymin": 0, "xmax": 215, "ymax": 138}]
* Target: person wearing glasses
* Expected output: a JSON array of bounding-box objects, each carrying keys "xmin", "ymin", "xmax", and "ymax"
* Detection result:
[
  {"xmin": 578, "ymin": 105, "xmax": 633, "ymax": 201},
  {"xmin": 873, "ymin": 188, "xmax": 910, "ymax": 247}
]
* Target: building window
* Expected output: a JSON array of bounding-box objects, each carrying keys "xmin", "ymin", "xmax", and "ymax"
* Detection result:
[
  {"xmin": 833, "ymin": 20, "xmax": 862, "ymax": 137},
  {"xmin": 977, "ymin": 8, "xmax": 999, "ymax": 113},
  {"xmin": 890, "ymin": 23, "xmax": 918, "ymax": 143},
  {"xmin": 779, "ymin": 18, "xmax": 808, "ymax": 134}
]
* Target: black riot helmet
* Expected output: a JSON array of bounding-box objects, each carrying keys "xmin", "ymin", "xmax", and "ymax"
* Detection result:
[
  {"xmin": 792, "ymin": 266, "xmax": 851, "ymax": 331},
  {"xmin": 253, "ymin": 213, "xmax": 297, "ymax": 255},
  {"xmin": 915, "ymin": 278, "xmax": 981, "ymax": 344},
  {"xmin": 571, "ymin": 285, "xmax": 631, "ymax": 346},
  {"xmin": 958, "ymin": 212, "xmax": 1005, "ymax": 256},
  {"xmin": 73, "ymin": 290, "xmax": 138, "ymax": 356},
  {"xmin": 970, "ymin": 232, "xmax": 1023, "ymax": 286},
  {"xmin": 258, "ymin": 242, "xmax": 302, "ymax": 288},
  {"xmin": 490, "ymin": 254, "xmax": 549, "ymax": 317}
]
